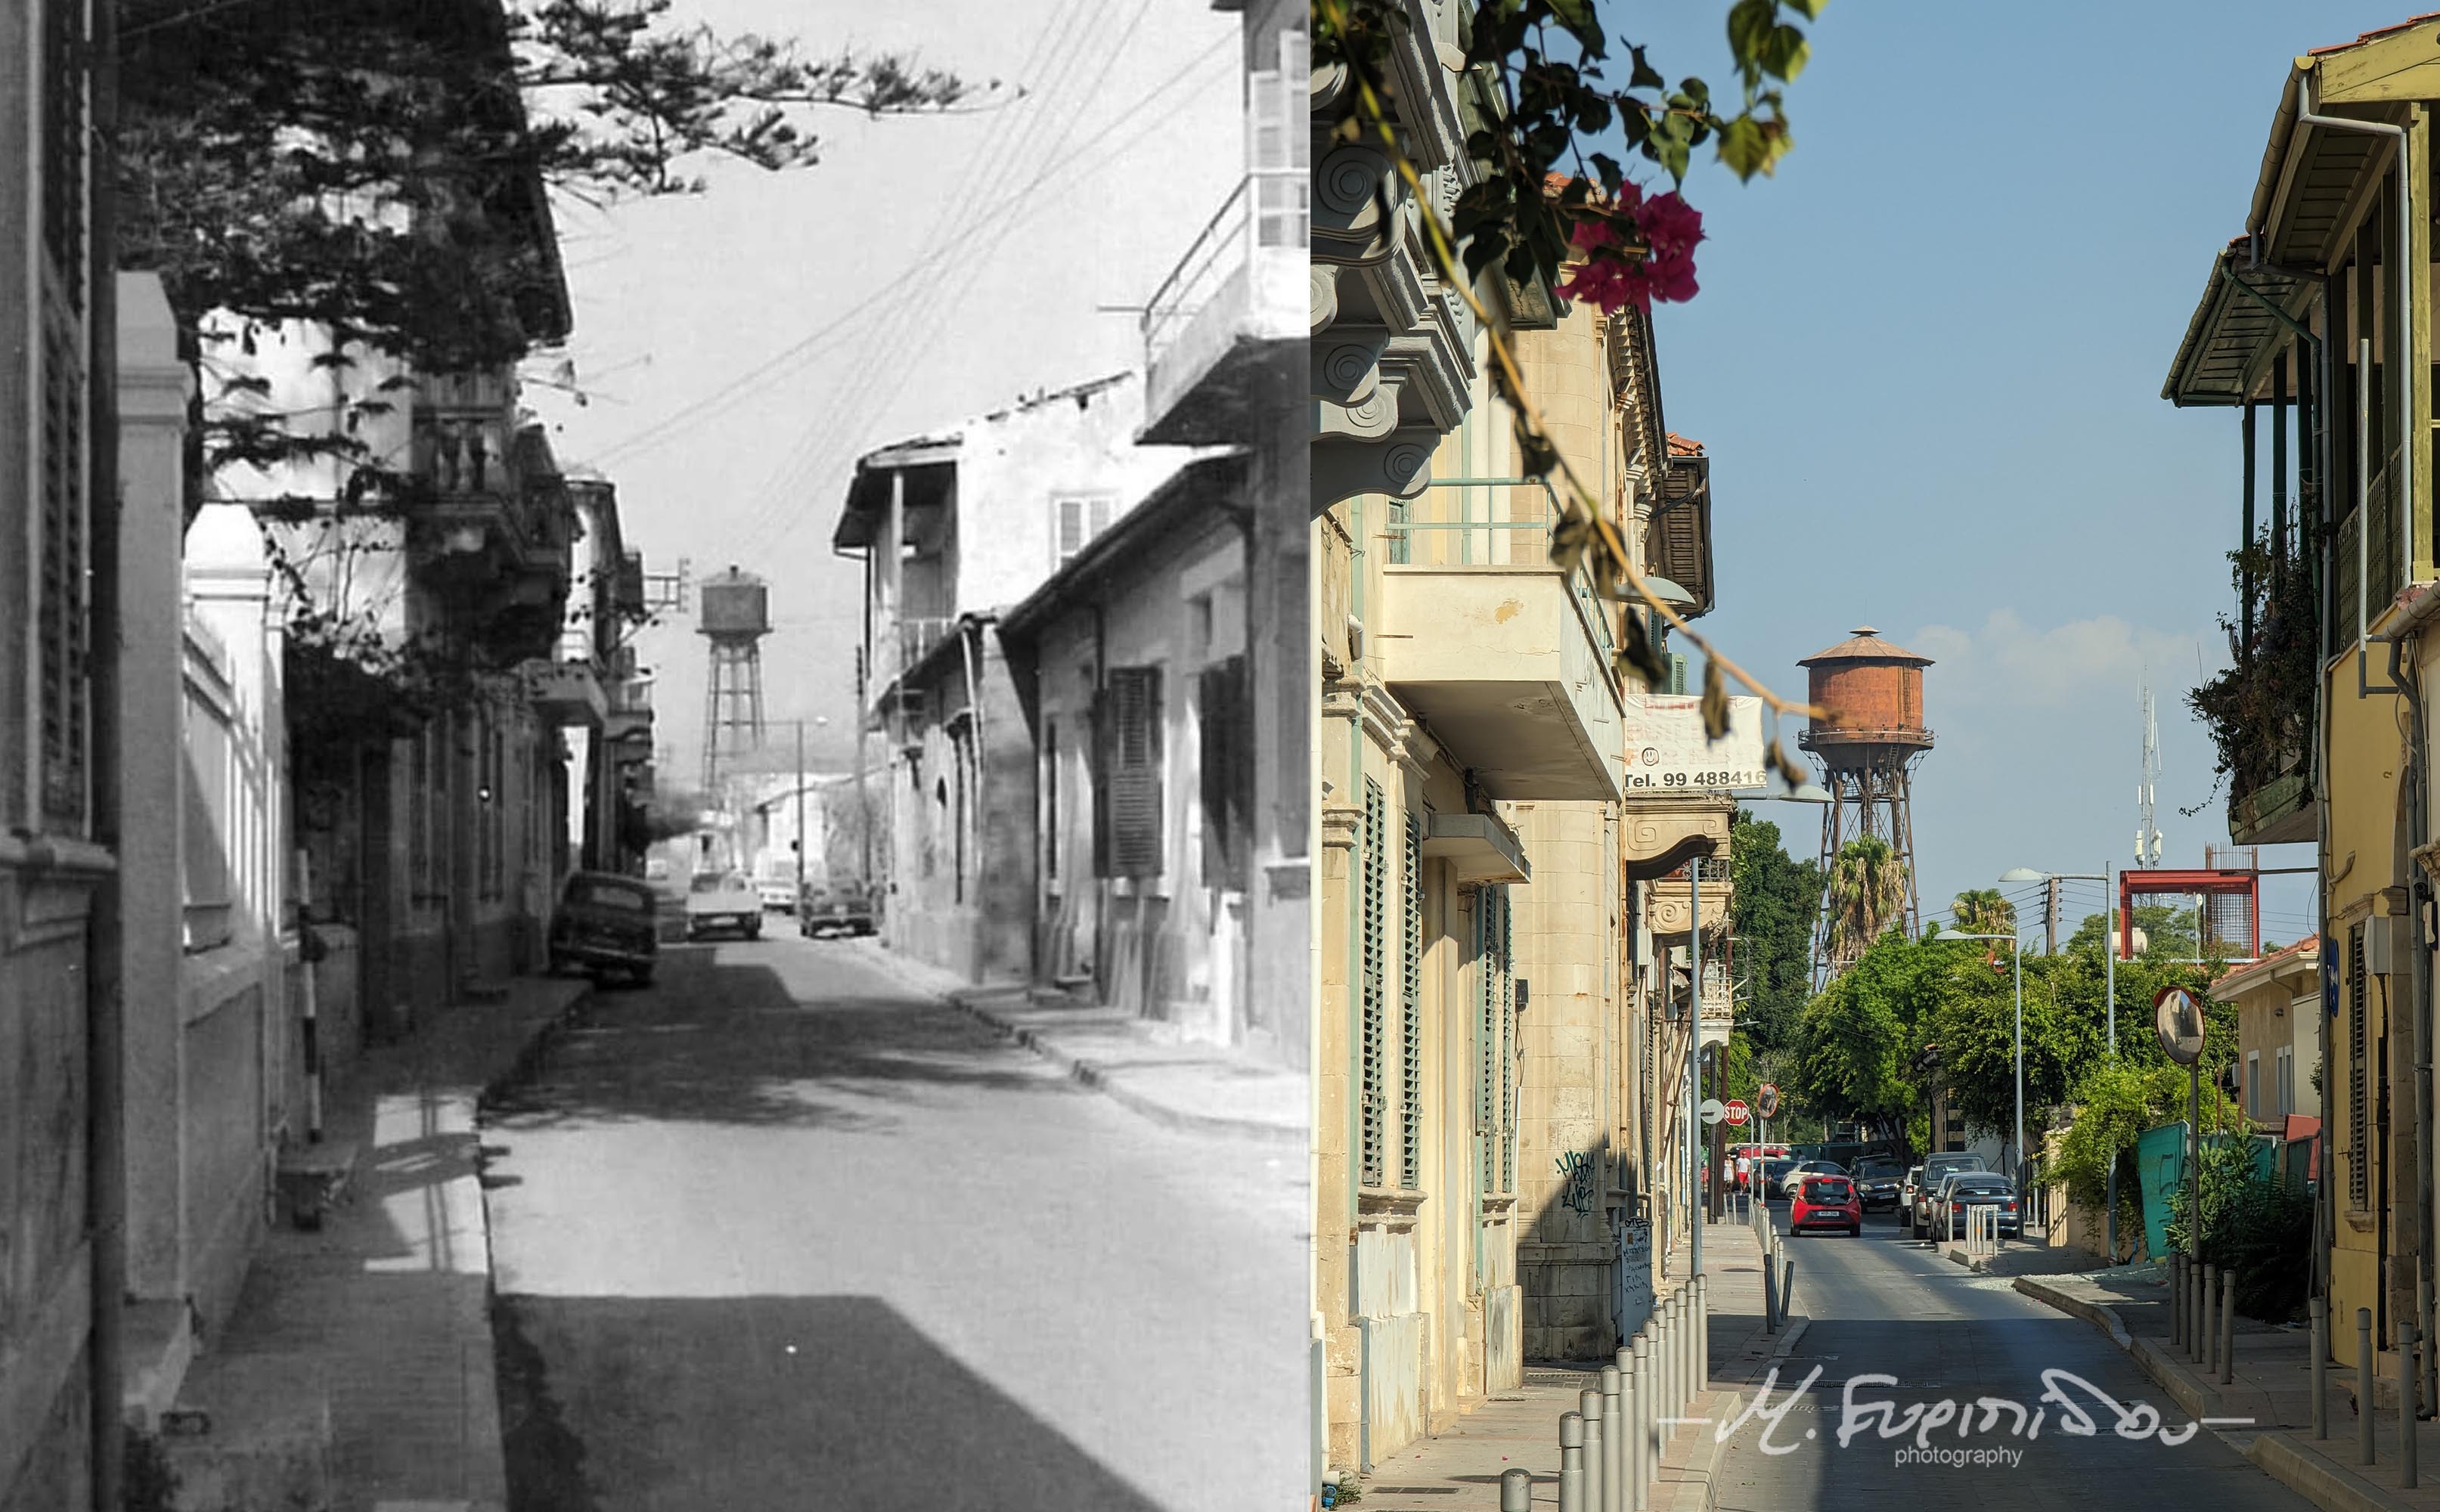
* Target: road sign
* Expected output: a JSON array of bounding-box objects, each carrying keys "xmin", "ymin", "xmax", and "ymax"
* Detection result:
[
  {"xmin": 1724, "ymin": 1099, "xmax": 1750, "ymax": 1126},
  {"xmin": 1698, "ymin": 1098, "xmax": 1726, "ymax": 1126},
  {"xmin": 1756, "ymin": 1083, "xmax": 1781, "ymax": 1120},
  {"xmin": 2153, "ymin": 985, "xmax": 2206, "ymax": 1066}
]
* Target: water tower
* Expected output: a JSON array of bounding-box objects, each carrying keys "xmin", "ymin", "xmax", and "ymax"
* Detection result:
[
  {"xmin": 1800, "ymin": 626, "xmax": 1935, "ymax": 982},
  {"xmin": 699, "ymin": 567, "xmax": 770, "ymax": 792}
]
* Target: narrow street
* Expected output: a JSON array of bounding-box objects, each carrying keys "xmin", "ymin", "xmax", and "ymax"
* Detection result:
[
  {"xmin": 477, "ymin": 921, "xmax": 1305, "ymax": 1510},
  {"xmin": 1709, "ymin": 1204, "xmax": 2314, "ymax": 1512}
]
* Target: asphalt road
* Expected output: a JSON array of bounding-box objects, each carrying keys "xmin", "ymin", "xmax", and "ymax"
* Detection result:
[
  {"xmin": 479, "ymin": 919, "xmax": 1306, "ymax": 1510},
  {"xmin": 1708, "ymin": 1199, "xmax": 2313, "ymax": 1512}
]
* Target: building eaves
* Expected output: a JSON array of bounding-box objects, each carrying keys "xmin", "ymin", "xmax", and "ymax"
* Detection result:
[{"xmin": 2161, "ymin": 239, "xmax": 2314, "ymax": 407}]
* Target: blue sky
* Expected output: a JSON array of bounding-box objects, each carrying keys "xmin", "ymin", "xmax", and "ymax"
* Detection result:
[{"xmin": 1607, "ymin": 0, "xmax": 2416, "ymax": 947}]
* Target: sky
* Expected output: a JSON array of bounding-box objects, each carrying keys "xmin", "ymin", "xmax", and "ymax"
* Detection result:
[
  {"xmin": 1599, "ymin": 0, "xmax": 2426, "ymax": 951},
  {"xmin": 524, "ymin": 0, "xmax": 1243, "ymax": 784}
]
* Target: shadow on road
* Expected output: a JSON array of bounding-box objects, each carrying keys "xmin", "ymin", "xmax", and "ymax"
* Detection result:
[
  {"xmin": 494, "ymin": 1292, "xmax": 1165, "ymax": 1510},
  {"xmin": 482, "ymin": 953, "xmax": 1071, "ymax": 1132}
]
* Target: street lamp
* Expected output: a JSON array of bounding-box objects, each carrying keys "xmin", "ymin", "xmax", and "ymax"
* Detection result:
[{"xmin": 1941, "ymin": 931, "xmax": 2024, "ymax": 1187}]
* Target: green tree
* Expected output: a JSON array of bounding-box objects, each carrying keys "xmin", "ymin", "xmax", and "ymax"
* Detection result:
[
  {"xmin": 1950, "ymin": 888, "xmax": 2016, "ymax": 938},
  {"xmin": 1789, "ymin": 931, "xmax": 1937, "ymax": 1142},
  {"xmin": 2070, "ymin": 906, "xmax": 2200, "ymax": 960},
  {"xmin": 1729, "ymin": 809, "xmax": 1823, "ymax": 1053},
  {"xmin": 1823, "ymin": 835, "xmax": 1908, "ymax": 971}
]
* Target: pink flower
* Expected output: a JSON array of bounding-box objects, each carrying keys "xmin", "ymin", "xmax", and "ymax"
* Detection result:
[
  {"xmin": 1635, "ymin": 191, "xmax": 1704, "ymax": 261},
  {"xmin": 1552, "ymin": 191, "xmax": 1705, "ymax": 314}
]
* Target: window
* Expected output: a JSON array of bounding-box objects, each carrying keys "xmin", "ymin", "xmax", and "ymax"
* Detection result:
[
  {"xmin": 2277, "ymin": 1046, "xmax": 2295, "ymax": 1117},
  {"xmin": 1401, "ymin": 810, "xmax": 1425, "ymax": 1188},
  {"xmin": 1360, "ymin": 779, "xmax": 1387, "ymax": 1188},
  {"xmin": 1196, "ymin": 655, "xmax": 1251, "ymax": 888},
  {"xmin": 2246, "ymin": 1051, "xmax": 2261, "ymax": 1120},
  {"xmin": 1250, "ymin": 29, "xmax": 1311, "ymax": 249},
  {"xmin": 409, "ymin": 724, "xmax": 433, "ymax": 903},
  {"xmin": 1096, "ymin": 666, "xmax": 1163, "ymax": 879},
  {"xmin": 1043, "ymin": 719, "xmax": 1059, "ymax": 885},
  {"xmin": 1477, "ymin": 884, "xmax": 1515, "ymax": 1194},
  {"xmin": 1054, "ymin": 495, "xmax": 1116, "ymax": 567},
  {"xmin": 2349, "ymin": 922, "xmax": 2369, "ymax": 1210}
]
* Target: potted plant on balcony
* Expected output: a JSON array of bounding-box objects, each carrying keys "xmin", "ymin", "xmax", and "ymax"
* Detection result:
[{"xmin": 2189, "ymin": 531, "xmax": 2317, "ymax": 835}]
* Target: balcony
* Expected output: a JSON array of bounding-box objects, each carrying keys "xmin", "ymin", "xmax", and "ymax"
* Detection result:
[
  {"xmin": 520, "ymin": 658, "xmax": 605, "ymax": 728},
  {"xmin": 2194, "ymin": 523, "xmax": 2319, "ymax": 847},
  {"xmin": 869, "ymin": 614, "xmax": 960, "ymax": 709},
  {"xmin": 1649, "ymin": 875, "xmax": 1732, "ymax": 940},
  {"xmin": 1375, "ymin": 482, "xmax": 1623, "ymax": 801},
  {"xmin": 1140, "ymin": 169, "xmax": 1305, "ymax": 445}
]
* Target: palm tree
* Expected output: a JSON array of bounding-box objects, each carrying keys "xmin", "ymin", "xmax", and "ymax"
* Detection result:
[
  {"xmin": 1950, "ymin": 888, "xmax": 2016, "ymax": 939},
  {"xmin": 1825, "ymin": 835, "xmax": 1910, "ymax": 971}
]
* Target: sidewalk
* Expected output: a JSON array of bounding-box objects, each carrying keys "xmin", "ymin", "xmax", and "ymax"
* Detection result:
[
  {"xmin": 2019, "ymin": 1262, "xmax": 2440, "ymax": 1512},
  {"xmin": 157, "ymin": 974, "xmax": 589, "ymax": 1512},
  {"xmin": 848, "ymin": 937, "xmax": 1303, "ymax": 1145},
  {"xmin": 1350, "ymin": 1213, "xmax": 1803, "ymax": 1510}
]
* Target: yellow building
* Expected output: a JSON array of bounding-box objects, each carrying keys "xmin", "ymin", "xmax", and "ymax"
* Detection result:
[{"xmin": 2163, "ymin": 12, "xmax": 2440, "ymax": 1377}]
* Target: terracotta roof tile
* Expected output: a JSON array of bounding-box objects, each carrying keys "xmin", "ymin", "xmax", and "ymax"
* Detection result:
[
  {"xmin": 2309, "ymin": 11, "xmax": 2440, "ymax": 56},
  {"xmin": 1666, "ymin": 432, "xmax": 1704, "ymax": 457}
]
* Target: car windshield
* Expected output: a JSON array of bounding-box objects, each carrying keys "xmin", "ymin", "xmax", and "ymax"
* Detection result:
[
  {"xmin": 690, "ymin": 874, "xmax": 727, "ymax": 894},
  {"xmin": 1952, "ymin": 1176, "xmax": 2011, "ymax": 1193},
  {"xmin": 1763, "ymin": 1160, "xmax": 1795, "ymax": 1177},
  {"xmin": 1855, "ymin": 1160, "xmax": 1902, "ymax": 1176},
  {"xmin": 566, "ymin": 878, "xmax": 649, "ymax": 912}
]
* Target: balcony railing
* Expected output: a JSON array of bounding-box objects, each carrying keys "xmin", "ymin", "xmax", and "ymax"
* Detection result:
[
  {"xmin": 1143, "ymin": 168, "xmax": 1306, "ymax": 361},
  {"xmin": 875, "ymin": 614, "xmax": 960, "ymax": 698},
  {"xmin": 1385, "ymin": 479, "xmax": 1617, "ymax": 662}
]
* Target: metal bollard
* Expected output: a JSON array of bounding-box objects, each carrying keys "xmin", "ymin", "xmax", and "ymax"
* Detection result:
[
  {"xmin": 1620, "ymin": 1346, "xmax": 1644, "ymax": 1512},
  {"xmin": 1502, "ymin": 1467, "xmax": 1534, "ymax": 1512},
  {"xmin": 2193, "ymin": 1263, "xmax": 2209, "ymax": 1365},
  {"xmin": 1631, "ymin": 1333, "xmax": 1653, "ymax": 1511},
  {"xmin": 1581, "ymin": 1387, "xmax": 1606, "ymax": 1512},
  {"xmin": 2404, "ymin": 1323, "xmax": 2421, "ymax": 1489},
  {"xmin": 1561, "ymin": 1411, "xmax": 1586, "ymax": 1512},
  {"xmin": 2361, "ymin": 1308, "xmax": 2378, "ymax": 1467},
  {"xmin": 1602, "ymin": 1365, "xmax": 1624, "ymax": 1512},
  {"xmin": 2176, "ymin": 1248, "xmax": 2196, "ymax": 1346},
  {"xmin": 2220, "ymin": 1272, "xmax": 2236, "ymax": 1387},
  {"xmin": 2203, "ymin": 1265, "xmax": 2218, "ymax": 1375},
  {"xmin": 2312, "ymin": 1297, "xmax": 2329, "ymax": 1440},
  {"xmin": 1781, "ymin": 1259, "xmax": 1797, "ymax": 1324},
  {"xmin": 1663, "ymin": 1295, "xmax": 1679, "ymax": 1416},
  {"xmin": 1763, "ymin": 1251, "xmax": 1779, "ymax": 1332}
]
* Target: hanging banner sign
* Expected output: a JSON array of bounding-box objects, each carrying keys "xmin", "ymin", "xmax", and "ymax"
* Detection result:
[{"xmin": 1623, "ymin": 695, "xmax": 1770, "ymax": 793}]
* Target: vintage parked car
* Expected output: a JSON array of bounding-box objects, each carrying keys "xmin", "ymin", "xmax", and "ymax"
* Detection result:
[
  {"xmin": 684, "ymin": 870, "xmax": 764, "ymax": 941},
  {"xmin": 757, "ymin": 875, "xmax": 798, "ymax": 912},
  {"xmin": 799, "ymin": 881, "xmax": 879, "ymax": 937},
  {"xmin": 1789, "ymin": 1173, "xmax": 1862, "ymax": 1236},
  {"xmin": 548, "ymin": 871, "xmax": 659, "ymax": 985}
]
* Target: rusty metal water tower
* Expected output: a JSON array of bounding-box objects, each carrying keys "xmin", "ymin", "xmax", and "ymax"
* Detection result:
[
  {"xmin": 1800, "ymin": 627, "xmax": 1935, "ymax": 984},
  {"xmin": 699, "ymin": 567, "xmax": 770, "ymax": 791}
]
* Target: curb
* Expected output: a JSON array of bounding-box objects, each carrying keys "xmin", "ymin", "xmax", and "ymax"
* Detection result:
[
  {"xmin": 946, "ymin": 991, "xmax": 1304, "ymax": 1147},
  {"xmin": 1695, "ymin": 1316, "xmax": 1810, "ymax": 1512},
  {"xmin": 2012, "ymin": 1275, "xmax": 2135, "ymax": 1350},
  {"xmin": 2246, "ymin": 1430, "xmax": 2411, "ymax": 1512}
]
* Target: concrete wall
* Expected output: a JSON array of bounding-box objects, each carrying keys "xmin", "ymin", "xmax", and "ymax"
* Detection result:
[{"xmin": 879, "ymin": 630, "xmax": 1032, "ymax": 985}]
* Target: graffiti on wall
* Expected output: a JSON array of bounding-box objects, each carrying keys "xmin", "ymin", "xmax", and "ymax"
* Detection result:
[{"xmin": 1556, "ymin": 1148, "xmax": 1599, "ymax": 1215}]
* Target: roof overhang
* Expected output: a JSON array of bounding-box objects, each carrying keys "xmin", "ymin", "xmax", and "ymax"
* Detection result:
[
  {"xmin": 2161, "ymin": 241, "xmax": 2317, "ymax": 407},
  {"xmin": 995, "ymin": 453, "xmax": 1248, "ymax": 644},
  {"xmin": 830, "ymin": 438, "xmax": 960, "ymax": 552},
  {"xmin": 2249, "ymin": 30, "xmax": 2431, "ymax": 272},
  {"xmin": 1645, "ymin": 453, "xmax": 1713, "ymax": 616}
]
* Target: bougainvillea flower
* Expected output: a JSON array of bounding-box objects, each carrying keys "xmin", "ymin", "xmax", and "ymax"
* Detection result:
[{"xmin": 1552, "ymin": 189, "xmax": 1706, "ymax": 315}]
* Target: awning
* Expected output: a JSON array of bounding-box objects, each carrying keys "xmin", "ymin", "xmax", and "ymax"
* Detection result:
[
  {"xmin": 2160, "ymin": 240, "xmax": 2314, "ymax": 408},
  {"xmin": 1418, "ymin": 811, "xmax": 1530, "ymax": 885}
]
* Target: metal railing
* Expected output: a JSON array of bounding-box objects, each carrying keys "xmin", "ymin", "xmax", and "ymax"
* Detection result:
[
  {"xmin": 1384, "ymin": 479, "xmax": 1617, "ymax": 661},
  {"xmin": 1142, "ymin": 168, "xmax": 1306, "ymax": 362}
]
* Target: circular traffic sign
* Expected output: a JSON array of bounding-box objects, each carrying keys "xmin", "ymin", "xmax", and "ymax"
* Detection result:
[
  {"xmin": 1756, "ymin": 1083, "xmax": 1781, "ymax": 1120},
  {"xmin": 1698, "ymin": 1098, "xmax": 1726, "ymax": 1126},
  {"xmin": 1724, "ymin": 1098, "xmax": 1750, "ymax": 1126},
  {"xmin": 2153, "ymin": 984, "xmax": 2206, "ymax": 1066}
]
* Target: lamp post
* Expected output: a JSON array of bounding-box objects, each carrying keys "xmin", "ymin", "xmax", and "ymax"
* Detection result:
[{"xmin": 1942, "ymin": 931, "xmax": 2024, "ymax": 1184}]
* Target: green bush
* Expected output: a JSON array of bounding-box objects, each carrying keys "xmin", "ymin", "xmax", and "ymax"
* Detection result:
[{"xmin": 2166, "ymin": 1136, "xmax": 2311, "ymax": 1322}]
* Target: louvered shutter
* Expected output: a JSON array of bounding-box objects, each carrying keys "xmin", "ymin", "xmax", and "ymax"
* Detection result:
[
  {"xmin": 36, "ymin": 0, "xmax": 91, "ymax": 830},
  {"xmin": 1105, "ymin": 667, "xmax": 1163, "ymax": 878},
  {"xmin": 2350, "ymin": 923, "xmax": 2369, "ymax": 1209},
  {"xmin": 1401, "ymin": 810, "xmax": 1424, "ymax": 1187},
  {"xmin": 1198, "ymin": 656, "xmax": 1251, "ymax": 888},
  {"xmin": 1360, "ymin": 779, "xmax": 1386, "ymax": 1188}
]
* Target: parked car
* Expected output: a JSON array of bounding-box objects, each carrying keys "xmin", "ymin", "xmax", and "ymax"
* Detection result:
[
  {"xmin": 757, "ymin": 876, "xmax": 798, "ymax": 912},
  {"xmin": 1781, "ymin": 1160, "xmax": 1843, "ymax": 1199},
  {"xmin": 1849, "ymin": 1157, "xmax": 1906, "ymax": 1213},
  {"xmin": 1790, "ymin": 1173, "xmax": 1862, "ymax": 1235},
  {"xmin": 1908, "ymin": 1152, "xmax": 1989, "ymax": 1238},
  {"xmin": 800, "ymin": 881, "xmax": 879, "ymax": 937},
  {"xmin": 684, "ymin": 870, "xmax": 763, "ymax": 940},
  {"xmin": 1756, "ymin": 1157, "xmax": 1800, "ymax": 1200},
  {"xmin": 1898, "ymin": 1165, "xmax": 1924, "ymax": 1223},
  {"xmin": 547, "ymin": 871, "xmax": 659, "ymax": 985},
  {"xmin": 1936, "ymin": 1173, "xmax": 2021, "ymax": 1241}
]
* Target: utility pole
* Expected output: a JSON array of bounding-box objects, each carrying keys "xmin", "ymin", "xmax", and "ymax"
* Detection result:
[
  {"xmin": 2045, "ymin": 875, "xmax": 2060, "ymax": 956},
  {"xmin": 794, "ymin": 717, "xmax": 807, "ymax": 904}
]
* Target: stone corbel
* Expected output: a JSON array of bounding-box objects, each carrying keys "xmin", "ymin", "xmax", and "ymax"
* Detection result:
[
  {"xmin": 1314, "ymin": 143, "xmax": 1402, "ymax": 267},
  {"xmin": 1620, "ymin": 796, "xmax": 1733, "ymax": 881},
  {"xmin": 1648, "ymin": 875, "xmax": 1733, "ymax": 940},
  {"xmin": 1313, "ymin": 429, "xmax": 1437, "ymax": 517},
  {"xmin": 1322, "ymin": 802, "xmax": 1363, "ymax": 853}
]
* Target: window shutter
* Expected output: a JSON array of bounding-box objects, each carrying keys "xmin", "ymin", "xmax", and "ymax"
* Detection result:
[
  {"xmin": 2349, "ymin": 925, "xmax": 2368, "ymax": 1204},
  {"xmin": 1402, "ymin": 810, "xmax": 1424, "ymax": 1187},
  {"xmin": 1105, "ymin": 667, "xmax": 1163, "ymax": 878},
  {"xmin": 1089, "ymin": 497, "xmax": 1111, "ymax": 538},
  {"xmin": 36, "ymin": 0, "xmax": 91, "ymax": 829},
  {"xmin": 1198, "ymin": 656, "xmax": 1251, "ymax": 888},
  {"xmin": 1360, "ymin": 779, "xmax": 1387, "ymax": 1188},
  {"xmin": 1057, "ymin": 498, "xmax": 1084, "ymax": 563}
]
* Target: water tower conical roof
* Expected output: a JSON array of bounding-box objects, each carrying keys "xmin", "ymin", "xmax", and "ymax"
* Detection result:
[{"xmin": 1797, "ymin": 626, "xmax": 1934, "ymax": 668}]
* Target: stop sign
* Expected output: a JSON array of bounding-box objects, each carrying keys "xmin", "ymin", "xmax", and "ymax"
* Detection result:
[
  {"xmin": 1756, "ymin": 1083, "xmax": 1781, "ymax": 1120},
  {"xmin": 1724, "ymin": 1099, "xmax": 1750, "ymax": 1126}
]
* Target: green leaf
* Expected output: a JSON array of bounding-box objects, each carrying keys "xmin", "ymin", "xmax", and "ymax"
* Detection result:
[
  {"xmin": 1588, "ymin": 150, "xmax": 1623, "ymax": 194},
  {"xmin": 1784, "ymin": 0, "xmax": 1830, "ymax": 20},
  {"xmin": 1760, "ymin": 23, "xmax": 1809, "ymax": 82},
  {"xmin": 1545, "ymin": 0, "xmax": 1607, "ymax": 58},
  {"xmin": 1716, "ymin": 113, "xmax": 1769, "ymax": 179},
  {"xmin": 1628, "ymin": 45, "xmax": 1665, "ymax": 92},
  {"xmin": 1725, "ymin": 0, "xmax": 1777, "ymax": 69}
]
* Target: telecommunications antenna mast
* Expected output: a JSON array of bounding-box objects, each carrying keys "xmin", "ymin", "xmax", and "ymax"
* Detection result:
[{"xmin": 2136, "ymin": 674, "xmax": 2165, "ymax": 866}]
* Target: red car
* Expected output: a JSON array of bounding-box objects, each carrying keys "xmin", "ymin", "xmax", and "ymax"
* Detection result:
[{"xmin": 1789, "ymin": 1174, "xmax": 1862, "ymax": 1236}]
